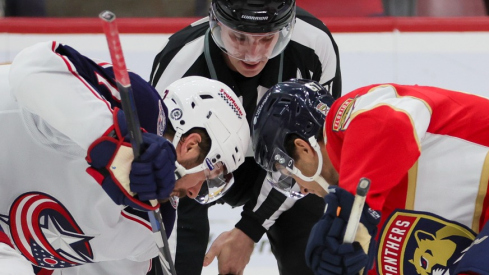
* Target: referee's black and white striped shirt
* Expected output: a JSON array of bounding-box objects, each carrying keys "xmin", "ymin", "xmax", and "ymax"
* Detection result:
[{"xmin": 150, "ymin": 7, "xmax": 341, "ymax": 242}]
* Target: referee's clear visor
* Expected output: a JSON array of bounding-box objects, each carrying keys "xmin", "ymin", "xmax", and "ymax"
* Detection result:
[
  {"xmin": 265, "ymin": 148, "xmax": 305, "ymax": 199},
  {"xmin": 209, "ymin": 12, "xmax": 295, "ymax": 63}
]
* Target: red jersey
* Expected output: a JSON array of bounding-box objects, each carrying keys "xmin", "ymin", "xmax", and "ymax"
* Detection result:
[{"xmin": 325, "ymin": 84, "xmax": 489, "ymax": 275}]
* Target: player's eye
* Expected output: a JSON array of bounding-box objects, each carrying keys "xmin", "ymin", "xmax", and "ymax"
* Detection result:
[
  {"xmin": 234, "ymin": 34, "xmax": 246, "ymax": 42},
  {"xmin": 262, "ymin": 35, "xmax": 275, "ymax": 42}
]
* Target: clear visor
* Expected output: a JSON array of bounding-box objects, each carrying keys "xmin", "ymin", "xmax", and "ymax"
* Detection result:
[
  {"xmin": 182, "ymin": 161, "xmax": 234, "ymax": 204},
  {"xmin": 266, "ymin": 148, "xmax": 305, "ymax": 199},
  {"xmin": 209, "ymin": 10, "xmax": 295, "ymax": 63}
]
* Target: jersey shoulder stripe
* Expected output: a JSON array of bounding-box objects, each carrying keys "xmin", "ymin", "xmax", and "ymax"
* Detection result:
[{"xmin": 150, "ymin": 19, "xmax": 208, "ymax": 86}]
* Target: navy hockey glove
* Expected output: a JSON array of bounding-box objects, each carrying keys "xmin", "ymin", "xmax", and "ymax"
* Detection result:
[
  {"xmin": 305, "ymin": 186, "xmax": 380, "ymax": 275},
  {"xmin": 86, "ymin": 108, "xmax": 176, "ymax": 211},
  {"xmin": 453, "ymin": 220, "xmax": 489, "ymax": 275}
]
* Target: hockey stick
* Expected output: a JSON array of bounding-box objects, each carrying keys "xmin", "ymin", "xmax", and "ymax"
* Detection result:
[
  {"xmin": 343, "ymin": 177, "xmax": 371, "ymax": 244},
  {"xmin": 99, "ymin": 10, "xmax": 177, "ymax": 275}
]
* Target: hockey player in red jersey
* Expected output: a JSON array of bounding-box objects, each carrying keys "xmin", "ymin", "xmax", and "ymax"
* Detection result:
[
  {"xmin": 0, "ymin": 41, "xmax": 249, "ymax": 274},
  {"xmin": 252, "ymin": 79, "xmax": 489, "ymax": 275}
]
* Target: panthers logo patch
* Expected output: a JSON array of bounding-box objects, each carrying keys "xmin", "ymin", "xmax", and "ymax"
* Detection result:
[
  {"xmin": 377, "ymin": 209, "xmax": 476, "ymax": 275},
  {"xmin": 332, "ymin": 97, "xmax": 355, "ymax": 131}
]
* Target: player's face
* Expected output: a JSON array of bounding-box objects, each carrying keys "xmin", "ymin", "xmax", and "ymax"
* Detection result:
[
  {"xmin": 171, "ymin": 171, "xmax": 206, "ymax": 199},
  {"xmin": 169, "ymin": 133, "xmax": 229, "ymax": 202},
  {"xmin": 171, "ymin": 136, "xmax": 208, "ymax": 199},
  {"xmin": 220, "ymin": 27, "xmax": 279, "ymax": 77},
  {"xmin": 291, "ymin": 157, "xmax": 328, "ymax": 197},
  {"xmin": 171, "ymin": 159, "xmax": 227, "ymax": 200},
  {"xmin": 223, "ymin": 54, "xmax": 268, "ymax": 78},
  {"xmin": 291, "ymin": 143, "xmax": 338, "ymax": 197}
]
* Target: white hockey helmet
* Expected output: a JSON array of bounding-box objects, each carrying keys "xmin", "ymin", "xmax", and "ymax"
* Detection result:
[{"xmin": 163, "ymin": 76, "xmax": 250, "ymax": 204}]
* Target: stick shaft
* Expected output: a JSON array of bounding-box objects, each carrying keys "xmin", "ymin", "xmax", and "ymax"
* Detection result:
[
  {"xmin": 100, "ymin": 10, "xmax": 143, "ymax": 159},
  {"xmin": 99, "ymin": 10, "xmax": 177, "ymax": 275},
  {"xmin": 343, "ymin": 178, "xmax": 371, "ymax": 244}
]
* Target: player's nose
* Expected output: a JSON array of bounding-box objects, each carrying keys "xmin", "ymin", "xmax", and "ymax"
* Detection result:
[
  {"xmin": 186, "ymin": 180, "xmax": 205, "ymax": 199},
  {"xmin": 300, "ymin": 186, "xmax": 310, "ymax": 195}
]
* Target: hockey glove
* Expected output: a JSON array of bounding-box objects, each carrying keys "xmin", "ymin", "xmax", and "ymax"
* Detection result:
[
  {"xmin": 305, "ymin": 186, "xmax": 380, "ymax": 275},
  {"xmin": 452, "ymin": 220, "xmax": 489, "ymax": 275},
  {"xmin": 86, "ymin": 108, "xmax": 176, "ymax": 211}
]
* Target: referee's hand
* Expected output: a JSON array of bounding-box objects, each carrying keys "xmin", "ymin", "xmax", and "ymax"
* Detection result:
[{"xmin": 204, "ymin": 228, "xmax": 254, "ymax": 275}]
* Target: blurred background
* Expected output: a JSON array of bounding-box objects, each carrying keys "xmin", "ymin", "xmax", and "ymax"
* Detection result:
[{"xmin": 1, "ymin": 0, "xmax": 489, "ymax": 18}]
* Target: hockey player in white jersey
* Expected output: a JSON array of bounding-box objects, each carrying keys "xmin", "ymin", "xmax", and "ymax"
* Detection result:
[
  {"xmin": 0, "ymin": 225, "xmax": 34, "ymax": 275},
  {"xmin": 0, "ymin": 41, "xmax": 249, "ymax": 274}
]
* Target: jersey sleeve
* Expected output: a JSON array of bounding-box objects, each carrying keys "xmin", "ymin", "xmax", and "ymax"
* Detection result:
[
  {"xmin": 150, "ymin": 18, "xmax": 209, "ymax": 92},
  {"xmin": 9, "ymin": 41, "xmax": 164, "ymax": 151},
  {"xmin": 294, "ymin": 7, "xmax": 342, "ymax": 99},
  {"xmin": 235, "ymin": 181, "xmax": 297, "ymax": 242},
  {"xmin": 9, "ymin": 41, "xmax": 114, "ymax": 150},
  {"xmin": 326, "ymin": 85, "xmax": 431, "ymax": 211}
]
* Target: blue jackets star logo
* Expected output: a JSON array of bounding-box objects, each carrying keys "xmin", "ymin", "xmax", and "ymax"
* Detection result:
[{"xmin": 1, "ymin": 192, "xmax": 94, "ymax": 268}]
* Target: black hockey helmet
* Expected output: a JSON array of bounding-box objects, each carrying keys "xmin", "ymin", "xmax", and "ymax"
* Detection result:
[
  {"xmin": 209, "ymin": 0, "xmax": 296, "ymax": 62},
  {"xmin": 252, "ymin": 79, "xmax": 334, "ymax": 198},
  {"xmin": 210, "ymin": 0, "xmax": 296, "ymax": 33}
]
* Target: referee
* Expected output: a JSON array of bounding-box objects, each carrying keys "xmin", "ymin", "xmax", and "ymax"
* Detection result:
[{"xmin": 150, "ymin": 1, "xmax": 342, "ymax": 274}]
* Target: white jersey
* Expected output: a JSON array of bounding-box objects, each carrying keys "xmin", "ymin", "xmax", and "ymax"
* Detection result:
[
  {"xmin": 0, "ymin": 41, "xmax": 163, "ymax": 274},
  {"xmin": 0, "ymin": 225, "xmax": 34, "ymax": 275},
  {"xmin": 0, "ymin": 243, "xmax": 35, "ymax": 275}
]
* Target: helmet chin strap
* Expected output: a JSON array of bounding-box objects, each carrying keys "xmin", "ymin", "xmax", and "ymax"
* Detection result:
[
  {"xmin": 290, "ymin": 136, "xmax": 330, "ymax": 192},
  {"xmin": 174, "ymin": 162, "xmax": 187, "ymax": 180},
  {"xmin": 174, "ymin": 161, "xmax": 205, "ymax": 179},
  {"xmin": 172, "ymin": 161, "xmax": 204, "ymax": 208}
]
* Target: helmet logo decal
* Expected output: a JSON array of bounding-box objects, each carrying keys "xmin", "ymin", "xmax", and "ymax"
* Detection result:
[
  {"xmin": 157, "ymin": 100, "xmax": 166, "ymax": 137},
  {"xmin": 241, "ymin": 15, "xmax": 269, "ymax": 21},
  {"xmin": 162, "ymin": 89, "xmax": 170, "ymax": 100},
  {"xmin": 305, "ymin": 81, "xmax": 322, "ymax": 92},
  {"xmin": 205, "ymin": 158, "xmax": 215, "ymax": 170},
  {"xmin": 253, "ymin": 92, "xmax": 270, "ymax": 125},
  {"xmin": 218, "ymin": 89, "xmax": 243, "ymax": 119},
  {"xmin": 170, "ymin": 108, "xmax": 183, "ymax": 120},
  {"xmin": 316, "ymin": 102, "xmax": 330, "ymax": 116}
]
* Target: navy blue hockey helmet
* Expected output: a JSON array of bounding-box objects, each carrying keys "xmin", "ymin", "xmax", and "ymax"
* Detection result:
[{"xmin": 252, "ymin": 79, "xmax": 334, "ymax": 198}]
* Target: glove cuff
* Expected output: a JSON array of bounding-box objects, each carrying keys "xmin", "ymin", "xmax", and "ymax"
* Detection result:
[
  {"xmin": 86, "ymin": 166, "xmax": 159, "ymax": 211},
  {"xmin": 86, "ymin": 108, "xmax": 160, "ymax": 212}
]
